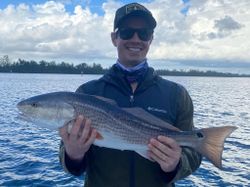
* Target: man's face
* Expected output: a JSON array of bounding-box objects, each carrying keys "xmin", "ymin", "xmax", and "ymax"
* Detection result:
[{"xmin": 111, "ymin": 16, "xmax": 153, "ymax": 67}]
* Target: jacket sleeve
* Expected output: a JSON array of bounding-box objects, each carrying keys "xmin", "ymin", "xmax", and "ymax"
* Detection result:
[
  {"xmin": 169, "ymin": 85, "xmax": 202, "ymax": 182},
  {"xmin": 59, "ymin": 141, "xmax": 88, "ymax": 176}
]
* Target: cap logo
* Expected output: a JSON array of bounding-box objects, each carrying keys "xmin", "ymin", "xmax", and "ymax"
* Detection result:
[{"xmin": 125, "ymin": 4, "xmax": 147, "ymax": 14}]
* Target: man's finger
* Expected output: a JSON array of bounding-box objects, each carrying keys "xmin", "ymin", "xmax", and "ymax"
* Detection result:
[
  {"xmin": 85, "ymin": 129, "xmax": 97, "ymax": 147},
  {"xmin": 157, "ymin": 136, "xmax": 179, "ymax": 150},
  {"xmin": 147, "ymin": 149, "xmax": 166, "ymax": 165},
  {"xmin": 70, "ymin": 115, "xmax": 84, "ymax": 137},
  {"xmin": 148, "ymin": 141, "xmax": 169, "ymax": 161},
  {"xmin": 150, "ymin": 138, "xmax": 174, "ymax": 156},
  {"xmin": 79, "ymin": 118, "xmax": 92, "ymax": 143}
]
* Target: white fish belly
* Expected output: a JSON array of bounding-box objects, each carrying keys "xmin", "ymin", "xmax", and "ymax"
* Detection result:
[{"xmin": 93, "ymin": 131, "xmax": 149, "ymax": 160}]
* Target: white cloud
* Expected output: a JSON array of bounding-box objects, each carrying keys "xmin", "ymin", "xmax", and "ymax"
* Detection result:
[
  {"xmin": 0, "ymin": 1, "xmax": 115, "ymax": 62},
  {"xmin": 0, "ymin": 0, "xmax": 249, "ymax": 65},
  {"xmin": 149, "ymin": 0, "xmax": 250, "ymax": 61},
  {"xmin": 33, "ymin": 1, "xmax": 66, "ymax": 15}
]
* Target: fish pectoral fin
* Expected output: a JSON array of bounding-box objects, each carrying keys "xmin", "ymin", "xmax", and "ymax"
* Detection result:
[
  {"xmin": 64, "ymin": 119, "xmax": 104, "ymax": 140},
  {"xmin": 96, "ymin": 131, "xmax": 104, "ymax": 140},
  {"xmin": 63, "ymin": 119, "xmax": 75, "ymax": 133}
]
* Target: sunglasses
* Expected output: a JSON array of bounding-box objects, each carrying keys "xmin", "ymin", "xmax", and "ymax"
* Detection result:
[{"xmin": 117, "ymin": 28, "xmax": 153, "ymax": 41}]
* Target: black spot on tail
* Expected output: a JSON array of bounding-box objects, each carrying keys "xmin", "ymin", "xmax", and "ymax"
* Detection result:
[{"xmin": 196, "ymin": 132, "xmax": 204, "ymax": 138}]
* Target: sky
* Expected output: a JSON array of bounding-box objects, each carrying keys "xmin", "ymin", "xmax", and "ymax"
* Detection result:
[{"xmin": 0, "ymin": 0, "xmax": 250, "ymax": 70}]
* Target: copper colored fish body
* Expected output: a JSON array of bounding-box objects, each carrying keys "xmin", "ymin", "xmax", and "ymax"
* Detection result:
[{"xmin": 17, "ymin": 92, "xmax": 237, "ymax": 169}]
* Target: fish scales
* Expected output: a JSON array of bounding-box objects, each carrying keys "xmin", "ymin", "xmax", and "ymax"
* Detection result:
[
  {"xmin": 76, "ymin": 103, "xmax": 153, "ymax": 145},
  {"xmin": 71, "ymin": 96, "xmax": 165, "ymax": 145}
]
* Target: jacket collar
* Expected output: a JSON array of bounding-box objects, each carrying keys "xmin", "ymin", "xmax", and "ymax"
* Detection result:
[{"xmin": 102, "ymin": 64, "xmax": 159, "ymax": 94}]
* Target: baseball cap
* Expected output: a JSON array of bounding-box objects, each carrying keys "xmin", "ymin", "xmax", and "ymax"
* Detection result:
[{"xmin": 114, "ymin": 3, "xmax": 157, "ymax": 31}]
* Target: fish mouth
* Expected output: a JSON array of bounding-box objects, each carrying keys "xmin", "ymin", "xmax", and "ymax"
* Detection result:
[
  {"xmin": 17, "ymin": 102, "xmax": 26, "ymax": 114},
  {"xmin": 17, "ymin": 111, "xmax": 32, "ymax": 122},
  {"xmin": 17, "ymin": 102, "xmax": 33, "ymax": 122},
  {"xmin": 16, "ymin": 111, "xmax": 57, "ymax": 131}
]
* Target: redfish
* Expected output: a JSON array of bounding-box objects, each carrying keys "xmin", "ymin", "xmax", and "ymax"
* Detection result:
[{"xmin": 17, "ymin": 92, "xmax": 237, "ymax": 169}]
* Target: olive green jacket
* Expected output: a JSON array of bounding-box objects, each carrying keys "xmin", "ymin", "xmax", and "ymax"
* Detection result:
[{"xmin": 59, "ymin": 65, "xmax": 202, "ymax": 187}]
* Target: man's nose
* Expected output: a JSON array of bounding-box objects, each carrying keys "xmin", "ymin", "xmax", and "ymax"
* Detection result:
[{"xmin": 130, "ymin": 32, "xmax": 141, "ymax": 41}]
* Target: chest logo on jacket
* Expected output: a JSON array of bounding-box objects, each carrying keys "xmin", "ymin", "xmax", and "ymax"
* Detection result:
[{"xmin": 147, "ymin": 106, "xmax": 167, "ymax": 114}]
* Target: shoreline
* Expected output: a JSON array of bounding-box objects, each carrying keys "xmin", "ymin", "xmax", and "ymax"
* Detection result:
[
  {"xmin": 1, "ymin": 58, "xmax": 249, "ymax": 77},
  {"xmin": 0, "ymin": 71, "xmax": 249, "ymax": 77}
]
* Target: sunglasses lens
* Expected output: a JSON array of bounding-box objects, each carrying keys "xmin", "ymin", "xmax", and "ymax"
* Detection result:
[
  {"xmin": 119, "ymin": 28, "xmax": 135, "ymax": 40},
  {"xmin": 118, "ymin": 28, "xmax": 153, "ymax": 41},
  {"xmin": 138, "ymin": 29, "xmax": 153, "ymax": 41}
]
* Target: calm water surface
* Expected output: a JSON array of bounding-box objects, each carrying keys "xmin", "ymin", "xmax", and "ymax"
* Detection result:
[{"xmin": 0, "ymin": 73, "xmax": 249, "ymax": 186}]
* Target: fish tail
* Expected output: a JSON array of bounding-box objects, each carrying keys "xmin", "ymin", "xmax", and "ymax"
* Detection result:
[{"xmin": 196, "ymin": 126, "xmax": 237, "ymax": 169}]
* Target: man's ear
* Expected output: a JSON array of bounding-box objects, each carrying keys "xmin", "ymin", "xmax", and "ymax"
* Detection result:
[{"xmin": 111, "ymin": 32, "xmax": 117, "ymax": 47}]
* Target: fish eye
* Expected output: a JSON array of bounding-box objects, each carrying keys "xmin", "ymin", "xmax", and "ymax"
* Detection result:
[{"xmin": 31, "ymin": 103, "xmax": 39, "ymax": 107}]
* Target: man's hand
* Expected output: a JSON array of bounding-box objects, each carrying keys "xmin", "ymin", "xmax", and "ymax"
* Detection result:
[
  {"xmin": 148, "ymin": 136, "xmax": 182, "ymax": 172},
  {"xmin": 59, "ymin": 115, "xmax": 97, "ymax": 161}
]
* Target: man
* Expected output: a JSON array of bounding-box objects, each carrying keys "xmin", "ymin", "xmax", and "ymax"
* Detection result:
[{"xmin": 59, "ymin": 2, "xmax": 202, "ymax": 187}]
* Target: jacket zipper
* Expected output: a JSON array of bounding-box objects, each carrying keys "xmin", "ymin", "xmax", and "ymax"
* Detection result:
[{"xmin": 129, "ymin": 95, "xmax": 134, "ymax": 105}]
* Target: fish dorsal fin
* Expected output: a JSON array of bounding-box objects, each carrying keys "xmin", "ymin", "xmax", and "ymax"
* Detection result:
[
  {"xmin": 122, "ymin": 107, "xmax": 181, "ymax": 132},
  {"xmin": 93, "ymin": 95, "xmax": 117, "ymax": 106}
]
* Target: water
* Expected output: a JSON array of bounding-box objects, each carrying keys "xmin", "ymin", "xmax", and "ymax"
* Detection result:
[{"xmin": 0, "ymin": 73, "xmax": 249, "ymax": 186}]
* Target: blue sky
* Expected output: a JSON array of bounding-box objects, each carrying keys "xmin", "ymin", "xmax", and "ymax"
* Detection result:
[
  {"xmin": 0, "ymin": 0, "xmax": 249, "ymax": 71},
  {"xmin": 0, "ymin": 0, "xmax": 189, "ymax": 15},
  {"xmin": 0, "ymin": 0, "xmax": 154, "ymax": 15}
]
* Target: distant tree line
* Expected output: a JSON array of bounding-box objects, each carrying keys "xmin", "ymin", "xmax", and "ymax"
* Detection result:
[
  {"xmin": 155, "ymin": 69, "xmax": 250, "ymax": 77},
  {"xmin": 0, "ymin": 55, "xmax": 249, "ymax": 77},
  {"xmin": 0, "ymin": 55, "xmax": 106, "ymax": 74}
]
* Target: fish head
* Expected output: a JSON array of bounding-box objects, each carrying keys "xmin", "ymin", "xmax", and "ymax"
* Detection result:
[{"xmin": 17, "ymin": 93, "xmax": 75, "ymax": 130}]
